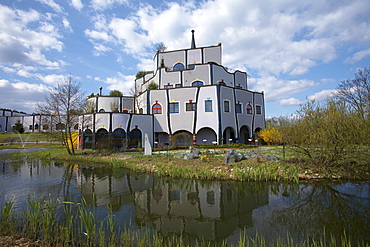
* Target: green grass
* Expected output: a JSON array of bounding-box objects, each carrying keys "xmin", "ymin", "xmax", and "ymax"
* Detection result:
[{"xmin": 0, "ymin": 196, "xmax": 368, "ymax": 247}]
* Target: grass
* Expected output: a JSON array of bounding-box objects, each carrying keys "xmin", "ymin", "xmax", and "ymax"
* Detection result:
[
  {"xmin": 2, "ymin": 135, "xmax": 369, "ymax": 181},
  {"xmin": 0, "ymin": 196, "xmax": 368, "ymax": 247}
]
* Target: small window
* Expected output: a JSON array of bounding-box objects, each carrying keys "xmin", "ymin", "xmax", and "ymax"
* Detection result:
[
  {"xmin": 187, "ymin": 64, "xmax": 195, "ymax": 70},
  {"xmin": 152, "ymin": 103, "xmax": 162, "ymax": 114},
  {"xmin": 224, "ymin": 101, "xmax": 230, "ymax": 113},
  {"xmin": 256, "ymin": 105, "xmax": 262, "ymax": 115},
  {"xmin": 34, "ymin": 124, "xmax": 39, "ymax": 130},
  {"xmin": 169, "ymin": 102, "xmax": 179, "ymax": 113},
  {"xmin": 29, "ymin": 125, "xmax": 33, "ymax": 130},
  {"xmin": 173, "ymin": 63, "xmax": 185, "ymax": 71},
  {"xmin": 99, "ymin": 109, "xmax": 105, "ymax": 113},
  {"xmin": 192, "ymin": 80, "xmax": 204, "ymax": 87},
  {"xmin": 205, "ymin": 100, "xmax": 213, "ymax": 112},
  {"xmin": 186, "ymin": 102, "xmax": 196, "ymax": 111},
  {"xmin": 236, "ymin": 103, "xmax": 242, "ymax": 114},
  {"xmin": 246, "ymin": 104, "xmax": 253, "ymax": 114}
]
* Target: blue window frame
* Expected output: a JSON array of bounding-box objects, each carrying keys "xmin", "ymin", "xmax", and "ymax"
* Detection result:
[
  {"xmin": 173, "ymin": 63, "xmax": 185, "ymax": 71},
  {"xmin": 192, "ymin": 80, "xmax": 204, "ymax": 87},
  {"xmin": 169, "ymin": 102, "xmax": 179, "ymax": 113},
  {"xmin": 256, "ymin": 105, "xmax": 262, "ymax": 114},
  {"xmin": 205, "ymin": 100, "xmax": 212, "ymax": 112},
  {"xmin": 236, "ymin": 103, "xmax": 242, "ymax": 113}
]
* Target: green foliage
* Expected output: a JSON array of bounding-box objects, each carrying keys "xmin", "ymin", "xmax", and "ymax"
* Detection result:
[
  {"xmin": 135, "ymin": 71, "xmax": 150, "ymax": 79},
  {"xmin": 280, "ymin": 99, "xmax": 369, "ymax": 167},
  {"xmin": 147, "ymin": 80, "xmax": 158, "ymax": 90},
  {"xmin": 108, "ymin": 90, "xmax": 123, "ymax": 97},
  {"xmin": 11, "ymin": 119, "xmax": 25, "ymax": 134},
  {"xmin": 171, "ymin": 132, "xmax": 193, "ymax": 147}
]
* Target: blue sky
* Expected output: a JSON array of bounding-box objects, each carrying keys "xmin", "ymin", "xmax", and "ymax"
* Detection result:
[{"xmin": 0, "ymin": 0, "xmax": 369, "ymax": 117}]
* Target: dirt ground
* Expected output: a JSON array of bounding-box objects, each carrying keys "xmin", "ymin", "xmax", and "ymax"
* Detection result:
[{"xmin": 0, "ymin": 236, "xmax": 40, "ymax": 247}]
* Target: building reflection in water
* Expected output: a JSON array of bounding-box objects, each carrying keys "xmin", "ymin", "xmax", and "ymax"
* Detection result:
[{"xmin": 76, "ymin": 166, "xmax": 269, "ymax": 242}]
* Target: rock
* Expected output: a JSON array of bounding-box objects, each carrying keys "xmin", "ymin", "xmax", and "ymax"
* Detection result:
[
  {"xmin": 263, "ymin": 154, "xmax": 280, "ymax": 162},
  {"xmin": 234, "ymin": 153, "xmax": 245, "ymax": 162},
  {"xmin": 176, "ymin": 148, "xmax": 200, "ymax": 159},
  {"xmin": 224, "ymin": 150, "xmax": 245, "ymax": 165},
  {"xmin": 176, "ymin": 153, "xmax": 187, "ymax": 159},
  {"xmin": 190, "ymin": 147, "xmax": 201, "ymax": 155},
  {"xmin": 245, "ymin": 149, "xmax": 261, "ymax": 159},
  {"xmin": 184, "ymin": 153, "xmax": 199, "ymax": 159}
]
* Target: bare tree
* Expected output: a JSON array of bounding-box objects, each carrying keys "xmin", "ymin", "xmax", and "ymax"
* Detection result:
[
  {"xmin": 37, "ymin": 75, "xmax": 85, "ymax": 155},
  {"xmin": 335, "ymin": 68, "xmax": 370, "ymax": 120}
]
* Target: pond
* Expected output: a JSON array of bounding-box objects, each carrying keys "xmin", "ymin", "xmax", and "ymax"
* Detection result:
[{"xmin": 1, "ymin": 159, "xmax": 369, "ymax": 245}]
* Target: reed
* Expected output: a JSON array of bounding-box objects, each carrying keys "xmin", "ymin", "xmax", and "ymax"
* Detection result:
[{"xmin": 0, "ymin": 196, "xmax": 369, "ymax": 247}]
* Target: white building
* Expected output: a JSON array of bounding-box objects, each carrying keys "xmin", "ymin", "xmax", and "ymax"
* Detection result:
[
  {"xmin": 134, "ymin": 31, "xmax": 265, "ymax": 146},
  {"xmin": 1, "ymin": 32, "xmax": 265, "ymax": 148}
]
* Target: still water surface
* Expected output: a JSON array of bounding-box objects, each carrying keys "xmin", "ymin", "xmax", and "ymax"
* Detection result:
[{"xmin": 1, "ymin": 159, "xmax": 369, "ymax": 245}]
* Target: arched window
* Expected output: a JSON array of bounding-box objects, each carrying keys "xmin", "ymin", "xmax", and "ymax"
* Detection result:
[
  {"xmin": 99, "ymin": 109, "xmax": 105, "ymax": 113},
  {"xmin": 152, "ymin": 103, "xmax": 162, "ymax": 114},
  {"xmin": 246, "ymin": 104, "xmax": 253, "ymax": 114},
  {"xmin": 192, "ymin": 80, "xmax": 204, "ymax": 87},
  {"xmin": 173, "ymin": 62, "xmax": 185, "ymax": 71}
]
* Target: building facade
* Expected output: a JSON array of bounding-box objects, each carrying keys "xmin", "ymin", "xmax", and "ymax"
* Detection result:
[
  {"xmin": 1, "ymin": 32, "xmax": 265, "ymax": 149},
  {"xmin": 134, "ymin": 32, "xmax": 265, "ymax": 146}
]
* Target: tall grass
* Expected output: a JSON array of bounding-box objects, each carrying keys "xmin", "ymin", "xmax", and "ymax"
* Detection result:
[{"xmin": 0, "ymin": 196, "xmax": 368, "ymax": 246}]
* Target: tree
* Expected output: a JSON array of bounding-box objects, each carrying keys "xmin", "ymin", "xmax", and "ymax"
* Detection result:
[
  {"xmin": 280, "ymin": 99, "xmax": 367, "ymax": 166},
  {"xmin": 37, "ymin": 75, "xmax": 85, "ymax": 155},
  {"xmin": 147, "ymin": 81, "xmax": 158, "ymax": 90},
  {"xmin": 156, "ymin": 42, "xmax": 167, "ymax": 52},
  {"xmin": 259, "ymin": 126, "xmax": 282, "ymax": 145},
  {"xmin": 109, "ymin": 90, "xmax": 123, "ymax": 97},
  {"xmin": 335, "ymin": 67, "xmax": 370, "ymax": 120},
  {"xmin": 12, "ymin": 119, "xmax": 25, "ymax": 134}
]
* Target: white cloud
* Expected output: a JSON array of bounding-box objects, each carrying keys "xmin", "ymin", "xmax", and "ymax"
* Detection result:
[
  {"xmin": 346, "ymin": 48, "xmax": 370, "ymax": 63},
  {"xmin": 71, "ymin": 0, "xmax": 83, "ymax": 10},
  {"xmin": 0, "ymin": 5, "xmax": 64, "ymax": 70},
  {"xmin": 320, "ymin": 78, "xmax": 336, "ymax": 84},
  {"xmin": 307, "ymin": 89, "xmax": 336, "ymax": 102},
  {"xmin": 95, "ymin": 73, "xmax": 135, "ymax": 95},
  {"xmin": 36, "ymin": 0, "xmax": 64, "ymax": 13},
  {"xmin": 279, "ymin": 98, "xmax": 303, "ymax": 106},
  {"xmin": 90, "ymin": 0, "xmax": 128, "ymax": 10},
  {"xmin": 0, "ymin": 80, "xmax": 50, "ymax": 113},
  {"xmin": 249, "ymin": 76, "xmax": 317, "ymax": 102},
  {"xmin": 38, "ymin": 74, "xmax": 66, "ymax": 85},
  {"xmin": 84, "ymin": 0, "xmax": 369, "ymax": 80}
]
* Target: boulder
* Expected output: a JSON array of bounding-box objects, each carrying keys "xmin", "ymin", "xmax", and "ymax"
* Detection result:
[
  {"xmin": 245, "ymin": 149, "xmax": 261, "ymax": 159},
  {"xmin": 224, "ymin": 149, "xmax": 245, "ymax": 165},
  {"xmin": 263, "ymin": 154, "xmax": 280, "ymax": 162},
  {"xmin": 190, "ymin": 147, "xmax": 201, "ymax": 155}
]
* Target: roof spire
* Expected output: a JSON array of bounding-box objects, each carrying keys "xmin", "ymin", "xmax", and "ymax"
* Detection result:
[{"xmin": 191, "ymin": 30, "xmax": 196, "ymax": 49}]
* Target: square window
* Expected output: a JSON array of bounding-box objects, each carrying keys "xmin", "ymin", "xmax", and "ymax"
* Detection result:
[
  {"xmin": 205, "ymin": 100, "xmax": 213, "ymax": 112},
  {"xmin": 169, "ymin": 102, "xmax": 179, "ymax": 113},
  {"xmin": 186, "ymin": 102, "xmax": 196, "ymax": 111},
  {"xmin": 224, "ymin": 101, "xmax": 230, "ymax": 113}
]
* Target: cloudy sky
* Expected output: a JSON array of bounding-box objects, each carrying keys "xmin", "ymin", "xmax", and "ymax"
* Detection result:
[{"xmin": 0, "ymin": 0, "xmax": 369, "ymax": 117}]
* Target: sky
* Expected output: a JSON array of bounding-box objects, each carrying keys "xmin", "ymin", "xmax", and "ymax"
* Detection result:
[{"xmin": 0, "ymin": 0, "xmax": 369, "ymax": 117}]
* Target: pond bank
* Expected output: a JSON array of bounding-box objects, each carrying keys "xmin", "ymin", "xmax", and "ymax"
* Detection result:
[{"xmin": 13, "ymin": 146, "xmax": 369, "ymax": 182}]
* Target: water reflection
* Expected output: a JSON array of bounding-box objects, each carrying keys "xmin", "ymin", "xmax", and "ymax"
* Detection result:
[{"xmin": 1, "ymin": 160, "xmax": 369, "ymax": 245}]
